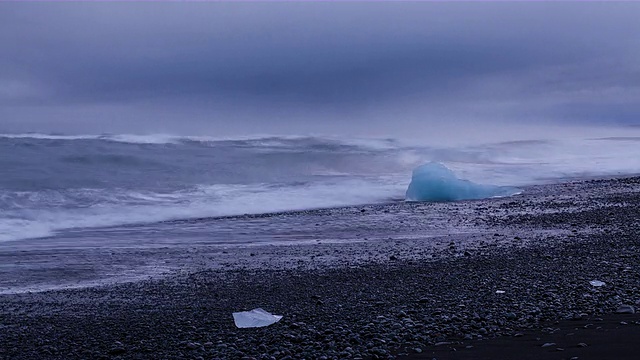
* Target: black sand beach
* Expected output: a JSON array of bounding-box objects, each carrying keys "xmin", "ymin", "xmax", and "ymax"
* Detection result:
[{"xmin": 1, "ymin": 177, "xmax": 640, "ymax": 359}]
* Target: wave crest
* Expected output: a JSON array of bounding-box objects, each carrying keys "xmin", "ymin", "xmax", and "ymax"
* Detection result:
[{"xmin": 0, "ymin": 133, "xmax": 402, "ymax": 150}]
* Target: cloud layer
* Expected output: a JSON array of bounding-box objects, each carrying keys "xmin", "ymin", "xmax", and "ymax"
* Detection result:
[{"xmin": 1, "ymin": 2, "xmax": 639, "ymax": 137}]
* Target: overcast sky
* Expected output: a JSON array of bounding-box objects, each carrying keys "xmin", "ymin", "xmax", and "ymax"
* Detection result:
[{"xmin": 1, "ymin": 2, "xmax": 640, "ymax": 139}]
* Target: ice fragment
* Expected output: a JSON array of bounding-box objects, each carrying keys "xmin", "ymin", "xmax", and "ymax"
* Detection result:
[
  {"xmin": 232, "ymin": 308, "xmax": 283, "ymax": 328},
  {"xmin": 405, "ymin": 162, "xmax": 519, "ymax": 202}
]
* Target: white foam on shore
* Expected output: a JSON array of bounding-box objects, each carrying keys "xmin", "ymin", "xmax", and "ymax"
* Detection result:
[{"xmin": 0, "ymin": 178, "xmax": 405, "ymax": 243}]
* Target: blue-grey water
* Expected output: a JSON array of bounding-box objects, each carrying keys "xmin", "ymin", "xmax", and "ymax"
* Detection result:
[{"xmin": 1, "ymin": 133, "xmax": 640, "ymax": 243}]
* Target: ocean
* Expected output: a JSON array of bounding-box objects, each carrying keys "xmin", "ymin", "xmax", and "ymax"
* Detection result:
[{"xmin": 1, "ymin": 132, "xmax": 639, "ymax": 244}]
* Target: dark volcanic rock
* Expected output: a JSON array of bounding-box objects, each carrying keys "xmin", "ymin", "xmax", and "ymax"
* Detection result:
[
  {"xmin": 1, "ymin": 176, "xmax": 640, "ymax": 359},
  {"xmin": 616, "ymin": 305, "xmax": 636, "ymax": 314}
]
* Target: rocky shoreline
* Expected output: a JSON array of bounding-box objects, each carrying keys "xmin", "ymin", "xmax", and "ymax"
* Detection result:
[{"xmin": 1, "ymin": 177, "xmax": 640, "ymax": 359}]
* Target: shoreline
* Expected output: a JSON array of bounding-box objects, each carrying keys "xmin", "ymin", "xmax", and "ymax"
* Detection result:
[
  {"xmin": 1, "ymin": 176, "xmax": 640, "ymax": 359},
  {"xmin": 0, "ymin": 173, "xmax": 604, "ymax": 294}
]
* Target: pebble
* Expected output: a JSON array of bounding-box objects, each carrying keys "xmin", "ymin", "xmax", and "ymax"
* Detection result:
[
  {"xmin": 4, "ymin": 176, "xmax": 640, "ymax": 360},
  {"xmin": 434, "ymin": 342, "xmax": 452, "ymax": 346},
  {"xmin": 616, "ymin": 305, "xmax": 635, "ymax": 314},
  {"xmin": 108, "ymin": 346, "xmax": 126, "ymax": 355}
]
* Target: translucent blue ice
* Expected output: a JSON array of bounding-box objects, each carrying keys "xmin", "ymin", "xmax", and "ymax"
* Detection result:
[{"xmin": 405, "ymin": 162, "xmax": 519, "ymax": 202}]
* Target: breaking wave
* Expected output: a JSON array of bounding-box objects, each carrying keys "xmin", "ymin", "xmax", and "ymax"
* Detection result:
[
  {"xmin": 0, "ymin": 133, "xmax": 401, "ymax": 149},
  {"xmin": 1, "ymin": 132, "xmax": 640, "ymax": 242},
  {"xmin": 0, "ymin": 179, "xmax": 402, "ymax": 242}
]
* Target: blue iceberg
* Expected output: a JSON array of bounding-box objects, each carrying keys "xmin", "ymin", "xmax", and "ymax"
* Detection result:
[{"xmin": 405, "ymin": 162, "xmax": 519, "ymax": 202}]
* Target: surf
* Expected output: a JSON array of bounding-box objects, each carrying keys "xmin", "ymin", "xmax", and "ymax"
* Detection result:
[{"xmin": 1, "ymin": 132, "xmax": 640, "ymax": 242}]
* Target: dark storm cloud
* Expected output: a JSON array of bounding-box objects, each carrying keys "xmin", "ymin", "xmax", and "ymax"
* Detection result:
[{"xmin": 1, "ymin": 1, "xmax": 640, "ymax": 134}]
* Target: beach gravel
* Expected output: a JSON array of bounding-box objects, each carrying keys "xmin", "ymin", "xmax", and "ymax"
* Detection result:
[{"xmin": 1, "ymin": 177, "xmax": 640, "ymax": 359}]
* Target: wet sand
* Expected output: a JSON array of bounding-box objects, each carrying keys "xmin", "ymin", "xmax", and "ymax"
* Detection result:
[{"xmin": 1, "ymin": 176, "xmax": 639, "ymax": 359}]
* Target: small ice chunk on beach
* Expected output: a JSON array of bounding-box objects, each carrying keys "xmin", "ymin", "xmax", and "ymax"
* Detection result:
[
  {"xmin": 405, "ymin": 162, "xmax": 519, "ymax": 202},
  {"xmin": 589, "ymin": 280, "xmax": 606, "ymax": 287},
  {"xmin": 232, "ymin": 308, "xmax": 283, "ymax": 328}
]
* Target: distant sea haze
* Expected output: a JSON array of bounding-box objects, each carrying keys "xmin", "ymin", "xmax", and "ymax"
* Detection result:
[{"xmin": 1, "ymin": 133, "xmax": 639, "ymax": 242}]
